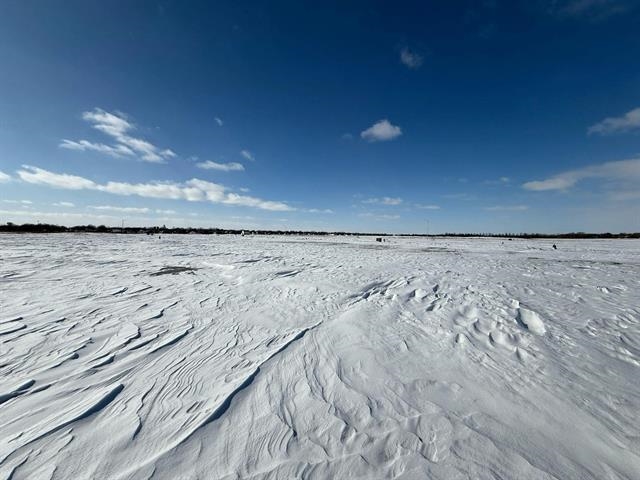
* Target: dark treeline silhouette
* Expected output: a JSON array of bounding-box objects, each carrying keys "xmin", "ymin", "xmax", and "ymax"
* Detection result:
[{"xmin": 1, "ymin": 222, "xmax": 639, "ymax": 239}]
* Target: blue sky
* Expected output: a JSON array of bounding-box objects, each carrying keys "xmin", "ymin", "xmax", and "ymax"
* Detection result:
[{"xmin": 1, "ymin": 0, "xmax": 640, "ymax": 233}]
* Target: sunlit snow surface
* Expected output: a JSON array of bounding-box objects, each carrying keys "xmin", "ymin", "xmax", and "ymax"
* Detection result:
[{"xmin": 1, "ymin": 234, "xmax": 639, "ymax": 479}]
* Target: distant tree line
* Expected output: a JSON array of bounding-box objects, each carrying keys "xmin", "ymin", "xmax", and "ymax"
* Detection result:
[
  {"xmin": 432, "ymin": 232, "xmax": 640, "ymax": 239},
  {"xmin": 1, "ymin": 222, "xmax": 639, "ymax": 239}
]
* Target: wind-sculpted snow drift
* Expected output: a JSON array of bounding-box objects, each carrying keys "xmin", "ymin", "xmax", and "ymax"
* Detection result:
[{"xmin": 1, "ymin": 234, "xmax": 639, "ymax": 479}]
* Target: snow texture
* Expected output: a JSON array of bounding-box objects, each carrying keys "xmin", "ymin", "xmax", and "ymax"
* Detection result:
[{"xmin": 1, "ymin": 234, "xmax": 639, "ymax": 479}]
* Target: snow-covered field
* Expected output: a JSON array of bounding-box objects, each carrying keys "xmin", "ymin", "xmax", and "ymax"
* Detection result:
[{"xmin": 1, "ymin": 234, "xmax": 639, "ymax": 479}]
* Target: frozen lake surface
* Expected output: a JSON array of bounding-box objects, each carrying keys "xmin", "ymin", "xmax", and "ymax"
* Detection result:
[{"xmin": 1, "ymin": 234, "xmax": 639, "ymax": 479}]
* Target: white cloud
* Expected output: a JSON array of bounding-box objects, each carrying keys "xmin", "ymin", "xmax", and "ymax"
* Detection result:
[
  {"xmin": 62, "ymin": 108, "xmax": 176, "ymax": 163},
  {"xmin": 400, "ymin": 47, "xmax": 423, "ymax": 69},
  {"xmin": 363, "ymin": 196, "xmax": 403, "ymax": 206},
  {"xmin": 59, "ymin": 139, "xmax": 134, "ymax": 157},
  {"xmin": 215, "ymin": 117, "xmax": 224, "ymax": 126},
  {"xmin": 16, "ymin": 165, "xmax": 293, "ymax": 212},
  {"xmin": 0, "ymin": 171, "xmax": 12, "ymax": 182},
  {"xmin": 361, "ymin": 119, "xmax": 402, "ymax": 142},
  {"xmin": 89, "ymin": 205, "xmax": 151, "ymax": 214},
  {"xmin": 588, "ymin": 107, "xmax": 640, "ymax": 135},
  {"xmin": 196, "ymin": 160, "xmax": 245, "ymax": 172},
  {"xmin": 484, "ymin": 205, "xmax": 529, "ymax": 211},
  {"xmin": 523, "ymin": 158, "xmax": 640, "ymax": 191},
  {"xmin": 2, "ymin": 200, "xmax": 32, "ymax": 205},
  {"xmin": 305, "ymin": 208, "xmax": 334, "ymax": 214},
  {"xmin": 17, "ymin": 166, "xmax": 97, "ymax": 190},
  {"xmin": 240, "ymin": 150, "xmax": 255, "ymax": 161},
  {"xmin": 53, "ymin": 201, "xmax": 75, "ymax": 207},
  {"xmin": 156, "ymin": 209, "xmax": 176, "ymax": 215},
  {"xmin": 414, "ymin": 203, "xmax": 441, "ymax": 210}
]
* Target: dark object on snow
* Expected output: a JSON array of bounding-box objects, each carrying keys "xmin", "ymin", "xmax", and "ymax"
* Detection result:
[
  {"xmin": 151, "ymin": 266, "xmax": 198, "ymax": 276},
  {"xmin": 376, "ymin": 237, "xmax": 382, "ymax": 242},
  {"xmin": 552, "ymin": 244, "xmax": 557, "ymax": 250}
]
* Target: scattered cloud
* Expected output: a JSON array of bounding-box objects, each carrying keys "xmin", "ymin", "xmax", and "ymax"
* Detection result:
[
  {"xmin": 588, "ymin": 107, "xmax": 640, "ymax": 135},
  {"xmin": 53, "ymin": 201, "xmax": 75, "ymax": 207},
  {"xmin": 16, "ymin": 165, "xmax": 294, "ymax": 212},
  {"xmin": 195, "ymin": 160, "xmax": 245, "ymax": 172},
  {"xmin": 214, "ymin": 117, "xmax": 224, "ymax": 126},
  {"xmin": 484, "ymin": 205, "xmax": 529, "ymax": 211},
  {"xmin": 400, "ymin": 47, "xmax": 423, "ymax": 69},
  {"xmin": 239, "ymin": 187, "xmax": 250, "ymax": 193},
  {"xmin": 89, "ymin": 205, "xmax": 151, "ymax": 214},
  {"xmin": 156, "ymin": 209, "xmax": 176, "ymax": 215},
  {"xmin": 363, "ymin": 196, "xmax": 403, "ymax": 206},
  {"xmin": 414, "ymin": 203, "xmax": 441, "ymax": 210},
  {"xmin": 240, "ymin": 150, "xmax": 255, "ymax": 161},
  {"xmin": 523, "ymin": 158, "xmax": 640, "ymax": 191},
  {"xmin": 2, "ymin": 199, "xmax": 32, "ymax": 206},
  {"xmin": 361, "ymin": 119, "xmax": 402, "ymax": 142},
  {"xmin": 62, "ymin": 108, "xmax": 176, "ymax": 163},
  {"xmin": 0, "ymin": 171, "xmax": 12, "ymax": 182}
]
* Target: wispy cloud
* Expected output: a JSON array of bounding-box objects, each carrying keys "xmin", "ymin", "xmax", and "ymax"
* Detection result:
[
  {"xmin": 359, "ymin": 212, "xmax": 400, "ymax": 220},
  {"xmin": 484, "ymin": 176, "xmax": 511, "ymax": 185},
  {"xmin": 16, "ymin": 165, "xmax": 294, "ymax": 212},
  {"xmin": 442, "ymin": 192, "xmax": 475, "ymax": 200},
  {"xmin": 361, "ymin": 119, "xmax": 402, "ymax": 142},
  {"xmin": 2, "ymin": 199, "xmax": 32, "ymax": 205},
  {"xmin": 89, "ymin": 205, "xmax": 150, "ymax": 214},
  {"xmin": 550, "ymin": 0, "xmax": 633, "ymax": 19},
  {"xmin": 523, "ymin": 158, "xmax": 640, "ymax": 191},
  {"xmin": 608, "ymin": 190, "xmax": 640, "ymax": 201},
  {"xmin": 59, "ymin": 139, "xmax": 134, "ymax": 158},
  {"xmin": 400, "ymin": 47, "xmax": 423, "ymax": 69},
  {"xmin": 240, "ymin": 150, "xmax": 255, "ymax": 161},
  {"xmin": 484, "ymin": 205, "xmax": 529, "ymax": 211},
  {"xmin": 414, "ymin": 203, "xmax": 441, "ymax": 210},
  {"xmin": 53, "ymin": 201, "xmax": 75, "ymax": 207},
  {"xmin": 61, "ymin": 108, "xmax": 176, "ymax": 163},
  {"xmin": 214, "ymin": 117, "xmax": 224, "ymax": 126},
  {"xmin": 363, "ymin": 196, "xmax": 403, "ymax": 206},
  {"xmin": 0, "ymin": 209, "xmax": 121, "ymax": 222},
  {"xmin": 305, "ymin": 208, "xmax": 334, "ymax": 214},
  {"xmin": 0, "ymin": 171, "xmax": 11, "ymax": 182},
  {"xmin": 588, "ymin": 107, "xmax": 640, "ymax": 135},
  {"xmin": 195, "ymin": 160, "xmax": 245, "ymax": 172},
  {"xmin": 156, "ymin": 209, "xmax": 176, "ymax": 215}
]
